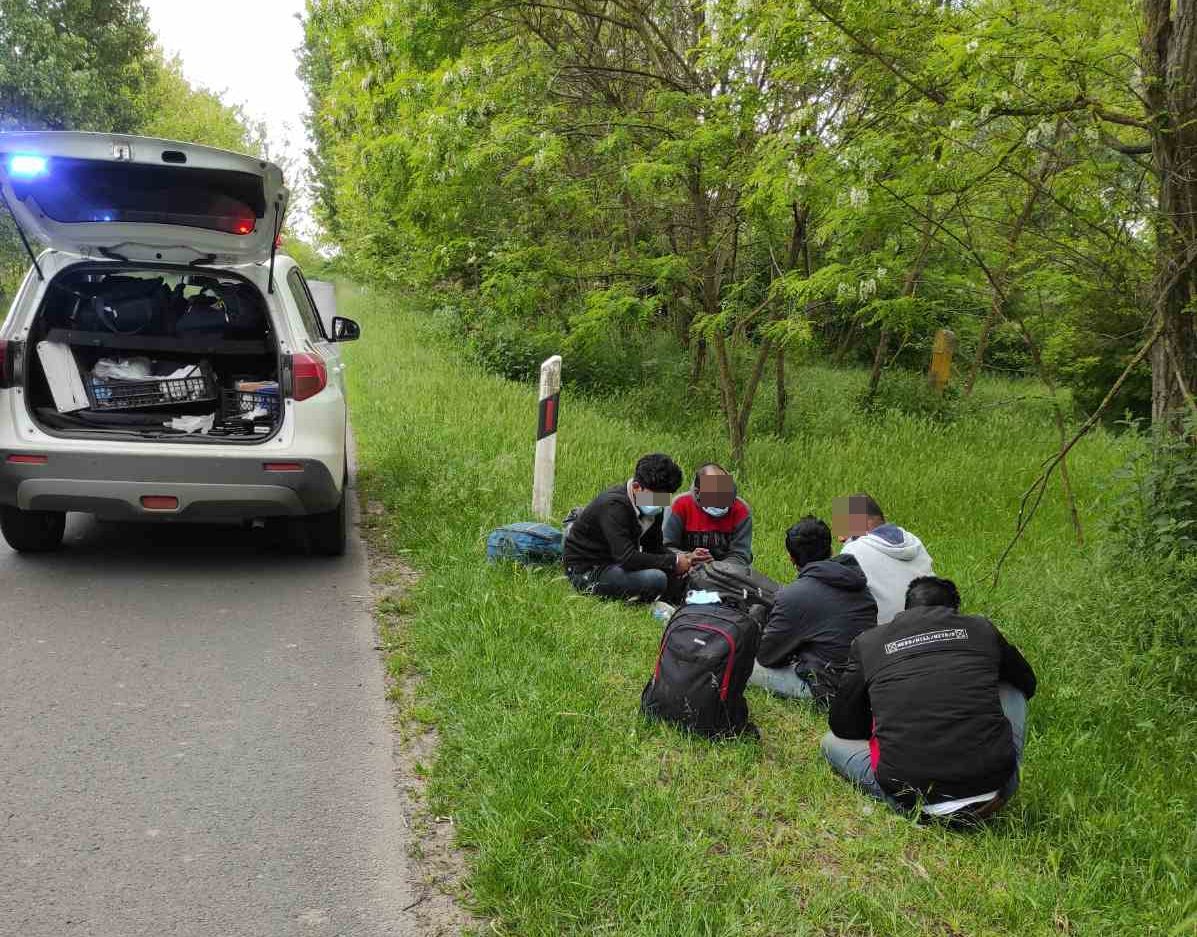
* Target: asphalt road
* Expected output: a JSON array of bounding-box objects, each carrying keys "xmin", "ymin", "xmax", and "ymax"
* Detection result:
[{"xmin": 0, "ymin": 500, "xmax": 416, "ymax": 935}]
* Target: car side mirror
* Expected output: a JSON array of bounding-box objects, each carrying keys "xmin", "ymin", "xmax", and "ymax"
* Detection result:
[{"xmin": 331, "ymin": 316, "xmax": 360, "ymax": 342}]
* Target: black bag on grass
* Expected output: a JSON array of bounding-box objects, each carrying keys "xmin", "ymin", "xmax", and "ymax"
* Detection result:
[
  {"xmin": 640, "ymin": 603, "xmax": 760, "ymax": 739},
  {"xmin": 688, "ymin": 559, "xmax": 779, "ymax": 610}
]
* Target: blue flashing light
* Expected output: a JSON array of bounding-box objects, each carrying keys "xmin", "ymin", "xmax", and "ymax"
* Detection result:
[{"xmin": 8, "ymin": 154, "xmax": 48, "ymax": 178}]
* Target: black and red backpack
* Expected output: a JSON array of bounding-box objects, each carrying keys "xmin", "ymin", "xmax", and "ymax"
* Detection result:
[{"xmin": 640, "ymin": 602, "xmax": 760, "ymax": 739}]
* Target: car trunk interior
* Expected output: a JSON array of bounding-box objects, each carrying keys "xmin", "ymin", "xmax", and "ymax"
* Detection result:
[{"xmin": 24, "ymin": 264, "xmax": 282, "ymax": 442}]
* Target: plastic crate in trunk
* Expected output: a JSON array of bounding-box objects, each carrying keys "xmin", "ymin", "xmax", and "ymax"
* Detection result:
[{"xmin": 86, "ymin": 362, "xmax": 216, "ymax": 411}]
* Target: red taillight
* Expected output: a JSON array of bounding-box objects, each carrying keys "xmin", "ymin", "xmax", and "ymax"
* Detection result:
[
  {"xmin": 140, "ymin": 495, "xmax": 179, "ymax": 511},
  {"xmin": 263, "ymin": 462, "xmax": 304, "ymax": 473},
  {"xmin": 234, "ymin": 219, "xmax": 255, "ymax": 235},
  {"xmin": 290, "ymin": 353, "xmax": 327, "ymax": 401},
  {"xmin": 6, "ymin": 453, "xmax": 47, "ymax": 465}
]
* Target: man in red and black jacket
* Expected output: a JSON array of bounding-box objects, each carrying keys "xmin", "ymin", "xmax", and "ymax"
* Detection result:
[
  {"xmin": 563, "ymin": 453, "xmax": 695, "ymax": 602},
  {"xmin": 822, "ymin": 576, "xmax": 1037, "ymax": 821},
  {"xmin": 662, "ymin": 463, "xmax": 753, "ymax": 564}
]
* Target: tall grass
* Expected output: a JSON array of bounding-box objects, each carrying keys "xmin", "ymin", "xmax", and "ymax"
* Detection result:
[{"xmin": 342, "ymin": 283, "xmax": 1196, "ymax": 936}]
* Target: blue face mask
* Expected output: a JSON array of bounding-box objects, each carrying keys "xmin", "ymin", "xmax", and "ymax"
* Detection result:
[
  {"xmin": 638, "ymin": 503, "xmax": 665, "ymax": 517},
  {"xmin": 702, "ymin": 504, "xmax": 730, "ymax": 518}
]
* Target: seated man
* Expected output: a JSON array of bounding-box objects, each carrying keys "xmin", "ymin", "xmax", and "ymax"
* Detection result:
[
  {"xmin": 563, "ymin": 453, "xmax": 694, "ymax": 602},
  {"xmin": 749, "ymin": 516, "xmax": 877, "ymax": 704},
  {"xmin": 663, "ymin": 463, "xmax": 753, "ymax": 565},
  {"xmin": 821, "ymin": 576, "xmax": 1037, "ymax": 821},
  {"xmin": 834, "ymin": 493, "xmax": 933, "ymax": 624}
]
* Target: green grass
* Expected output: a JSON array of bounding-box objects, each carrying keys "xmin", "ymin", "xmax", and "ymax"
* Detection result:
[{"xmin": 340, "ymin": 282, "xmax": 1197, "ymax": 936}]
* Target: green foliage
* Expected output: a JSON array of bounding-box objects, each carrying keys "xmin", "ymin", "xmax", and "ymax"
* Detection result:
[
  {"xmin": 440, "ymin": 289, "xmax": 686, "ymax": 395},
  {"xmin": 856, "ymin": 369, "xmax": 962, "ymax": 424},
  {"xmin": 1108, "ymin": 416, "xmax": 1197, "ymax": 556},
  {"xmin": 301, "ymin": 0, "xmax": 1173, "ymax": 451},
  {"xmin": 1099, "ymin": 415, "xmax": 1197, "ymax": 695},
  {"xmin": 0, "ymin": 0, "xmax": 156, "ymax": 133}
]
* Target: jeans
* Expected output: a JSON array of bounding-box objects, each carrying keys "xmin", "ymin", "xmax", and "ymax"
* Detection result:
[
  {"xmin": 748, "ymin": 662, "xmax": 814, "ymax": 699},
  {"xmin": 568, "ymin": 564, "xmax": 669, "ymax": 602},
  {"xmin": 821, "ymin": 683, "xmax": 1028, "ymax": 813}
]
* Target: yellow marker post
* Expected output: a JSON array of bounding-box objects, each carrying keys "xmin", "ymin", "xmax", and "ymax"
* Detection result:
[{"xmin": 928, "ymin": 328, "xmax": 956, "ymax": 395}]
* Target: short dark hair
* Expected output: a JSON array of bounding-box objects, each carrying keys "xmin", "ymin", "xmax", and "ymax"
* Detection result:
[
  {"xmin": 848, "ymin": 492, "xmax": 885, "ymax": 523},
  {"xmin": 905, "ymin": 576, "xmax": 960, "ymax": 611},
  {"xmin": 634, "ymin": 453, "xmax": 683, "ymax": 493},
  {"xmin": 785, "ymin": 515, "xmax": 832, "ymax": 568}
]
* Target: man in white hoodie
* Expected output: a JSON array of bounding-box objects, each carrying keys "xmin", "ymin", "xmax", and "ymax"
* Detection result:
[{"xmin": 834, "ymin": 494, "xmax": 933, "ymax": 625}]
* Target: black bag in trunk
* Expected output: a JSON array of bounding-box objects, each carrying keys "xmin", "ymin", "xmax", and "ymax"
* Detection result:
[
  {"xmin": 640, "ymin": 603, "xmax": 760, "ymax": 739},
  {"xmin": 687, "ymin": 559, "xmax": 779, "ymax": 610}
]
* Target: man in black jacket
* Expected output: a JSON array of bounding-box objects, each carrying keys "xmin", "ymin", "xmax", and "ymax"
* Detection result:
[
  {"xmin": 563, "ymin": 453, "xmax": 695, "ymax": 602},
  {"xmin": 822, "ymin": 576, "xmax": 1037, "ymax": 820},
  {"xmin": 748, "ymin": 516, "xmax": 877, "ymax": 703}
]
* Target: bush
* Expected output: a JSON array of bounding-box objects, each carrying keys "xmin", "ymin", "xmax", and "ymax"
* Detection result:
[
  {"xmin": 468, "ymin": 319, "xmax": 561, "ymax": 384},
  {"xmin": 434, "ymin": 290, "xmax": 691, "ymax": 396},
  {"xmin": 1107, "ymin": 414, "xmax": 1197, "ymax": 555},
  {"xmin": 855, "ymin": 369, "xmax": 961, "ymax": 423},
  {"xmin": 1102, "ymin": 415, "xmax": 1197, "ymax": 692}
]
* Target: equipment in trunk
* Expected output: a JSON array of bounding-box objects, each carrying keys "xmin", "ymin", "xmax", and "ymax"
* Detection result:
[{"xmin": 25, "ymin": 266, "xmax": 281, "ymax": 440}]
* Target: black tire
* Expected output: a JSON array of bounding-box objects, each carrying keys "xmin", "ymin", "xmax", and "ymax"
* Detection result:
[
  {"xmin": 0, "ymin": 505, "xmax": 66, "ymax": 552},
  {"xmin": 303, "ymin": 487, "xmax": 347, "ymax": 556}
]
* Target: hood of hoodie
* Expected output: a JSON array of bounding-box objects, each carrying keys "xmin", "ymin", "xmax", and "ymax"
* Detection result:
[
  {"xmin": 849, "ymin": 523, "xmax": 927, "ymax": 562},
  {"xmin": 799, "ymin": 553, "xmax": 868, "ymax": 590}
]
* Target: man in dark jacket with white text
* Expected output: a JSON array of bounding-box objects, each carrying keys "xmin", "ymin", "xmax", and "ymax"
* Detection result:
[
  {"xmin": 822, "ymin": 576, "xmax": 1037, "ymax": 821},
  {"xmin": 749, "ymin": 516, "xmax": 877, "ymax": 704}
]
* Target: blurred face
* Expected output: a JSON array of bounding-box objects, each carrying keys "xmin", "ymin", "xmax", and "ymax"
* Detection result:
[
  {"xmin": 832, "ymin": 495, "xmax": 876, "ymax": 542},
  {"xmin": 631, "ymin": 482, "xmax": 671, "ymax": 508},
  {"xmin": 696, "ymin": 471, "xmax": 734, "ymax": 510}
]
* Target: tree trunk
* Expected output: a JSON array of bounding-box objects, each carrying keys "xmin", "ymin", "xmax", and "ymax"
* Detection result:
[
  {"xmin": 1010, "ymin": 313, "xmax": 1085, "ymax": 546},
  {"xmin": 833, "ymin": 320, "xmax": 858, "ymax": 364},
  {"xmin": 775, "ymin": 345, "xmax": 787, "ymax": 436},
  {"xmin": 1143, "ymin": 0, "xmax": 1197, "ymax": 425},
  {"xmin": 689, "ymin": 336, "xmax": 707, "ymax": 386},
  {"xmin": 864, "ymin": 216, "xmax": 935, "ymax": 404},
  {"xmin": 966, "ymin": 292, "xmax": 1003, "ymax": 395},
  {"xmin": 865, "ymin": 328, "xmax": 889, "ymax": 402},
  {"xmin": 965, "ymin": 138, "xmax": 1058, "ymax": 395}
]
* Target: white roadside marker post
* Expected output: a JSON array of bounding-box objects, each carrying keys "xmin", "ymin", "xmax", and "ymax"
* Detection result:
[{"xmin": 532, "ymin": 355, "xmax": 562, "ymax": 520}]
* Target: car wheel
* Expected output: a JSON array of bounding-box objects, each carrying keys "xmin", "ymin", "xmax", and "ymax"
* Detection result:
[
  {"xmin": 0, "ymin": 505, "xmax": 66, "ymax": 552},
  {"xmin": 303, "ymin": 487, "xmax": 347, "ymax": 557}
]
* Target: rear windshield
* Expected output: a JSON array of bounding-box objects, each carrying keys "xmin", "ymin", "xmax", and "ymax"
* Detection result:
[{"xmin": 4, "ymin": 156, "xmax": 266, "ymax": 235}]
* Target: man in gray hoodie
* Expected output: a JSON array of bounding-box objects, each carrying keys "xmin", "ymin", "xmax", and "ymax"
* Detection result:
[{"xmin": 834, "ymin": 494, "xmax": 933, "ymax": 625}]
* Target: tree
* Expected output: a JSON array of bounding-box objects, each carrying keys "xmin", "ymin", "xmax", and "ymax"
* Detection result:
[
  {"xmin": 1141, "ymin": 0, "xmax": 1197, "ymax": 423},
  {"xmin": 0, "ymin": 0, "xmax": 156, "ymax": 133}
]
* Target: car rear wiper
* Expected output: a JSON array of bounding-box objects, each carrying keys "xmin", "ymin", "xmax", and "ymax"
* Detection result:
[
  {"xmin": 97, "ymin": 246, "xmax": 129, "ymax": 262},
  {"xmin": 0, "ymin": 187, "xmax": 44, "ymax": 281}
]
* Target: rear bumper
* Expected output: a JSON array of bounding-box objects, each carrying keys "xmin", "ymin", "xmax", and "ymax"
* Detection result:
[{"xmin": 0, "ymin": 451, "xmax": 341, "ymax": 520}]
